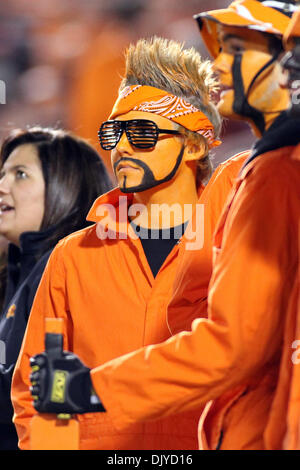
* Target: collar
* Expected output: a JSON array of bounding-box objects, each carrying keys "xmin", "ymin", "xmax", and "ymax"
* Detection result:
[
  {"xmin": 244, "ymin": 111, "xmax": 300, "ymax": 167},
  {"xmin": 87, "ymin": 188, "xmax": 135, "ymax": 238},
  {"xmin": 87, "ymin": 185, "xmax": 204, "ymax": 238},
  {"xmin": 8, "ymin": 223, "xmax": 59, "ymax": 260},
  {"xmin": 5, "ymin": 224, "xmax": 58, "ymax": 304}
]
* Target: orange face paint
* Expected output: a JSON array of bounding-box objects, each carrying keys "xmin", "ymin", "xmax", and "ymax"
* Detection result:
[
  {"xmin": 214, "ymin": 25, "xmax": 289, "ymax": 133},
  {"xmin": 110, "ymin": 110, "xmax": 186, "ymax": 193}
]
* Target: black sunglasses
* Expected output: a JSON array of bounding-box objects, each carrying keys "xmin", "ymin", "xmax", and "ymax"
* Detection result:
[{"xmin": 98, "ymin": 119, "xmax": 181, "ymax": 150}]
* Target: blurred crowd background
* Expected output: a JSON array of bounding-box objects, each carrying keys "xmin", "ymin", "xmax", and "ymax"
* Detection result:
[{"xmin": 0, "ymin": 0, "xmax": 255, "ymax": 178}]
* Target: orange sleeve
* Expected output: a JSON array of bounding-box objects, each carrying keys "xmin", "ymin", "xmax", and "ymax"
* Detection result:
[
  {"xmin": 167, "ymin": 151, "xmax": 250, "ymax": 334},
  {"xmin": 199, "ymin": 151, "xmax": 250, "ymax": 229},
  {"xmin": 90, "ymin": 160, "xmax": 296, "ymax": 430},
  {"xmin": 11, "ymin": 243, "xmax": 69, "ymax": 450}
]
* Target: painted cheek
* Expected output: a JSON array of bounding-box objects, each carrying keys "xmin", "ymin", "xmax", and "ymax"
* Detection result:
[
  {"xmin": 154, "ymin": 160, "xmax": 176, "ymax": 178},
  {"xmin": 240, "ymin": 50, "xmax": 273, "ymax": 91},
  {"xmin": 147, "ymin": 144, "xmax": 179, "ymax": 179}
]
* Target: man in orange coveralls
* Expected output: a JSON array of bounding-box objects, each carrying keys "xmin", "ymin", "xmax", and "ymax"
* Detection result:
[
  {"xmin": 166, "ymin": 0, "xmax": 295, "ymax": 334},
  {"xmin": 25, "ymin": 1, "xmax": 300, "ymax": 451},
  {"xmin": 11, "ymin": 37, "xmax": 223, "ymax": 450},
  {"xmin": 260, "ymin": 8, "xmax": 300, "ymax": 450}
]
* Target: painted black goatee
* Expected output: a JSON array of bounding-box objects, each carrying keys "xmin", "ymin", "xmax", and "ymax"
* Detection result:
[{"xmin": 114, "ymin": 144, "xmax": 185, "ymax": 193}]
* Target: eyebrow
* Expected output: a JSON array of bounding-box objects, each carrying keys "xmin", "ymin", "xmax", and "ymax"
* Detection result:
[
  {"xmin": 1, "ymin": 164, "xmax": 29, "ymax": 173},
  {"xmin": 220, "ymin": 33, "xmax": 243, "ymax": 43}
]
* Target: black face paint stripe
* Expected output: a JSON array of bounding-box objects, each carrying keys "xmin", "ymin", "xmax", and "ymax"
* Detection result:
[
  {"xmin": 121, "ymin": 175, "xmax": 127, "ymax": 191},
  {"xmin": 115, "ymin": 144, "xmax": 185, "ymax": 193},
  {"xmin": 232, "ymin": 53, "xmax": 266, "ymax": 134}
]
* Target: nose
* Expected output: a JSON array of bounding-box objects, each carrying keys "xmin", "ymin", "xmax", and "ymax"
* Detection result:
[
  {"xmin": 0, "ymin": 173, "xmax": 10, "ymax": 195},
  {"xmin": 115, "ymin": 130, "xmax": 134, "ymax": 156},
  {"xmin": 213, "ymin": 52, "xmax": 233, "ymax": 75}
]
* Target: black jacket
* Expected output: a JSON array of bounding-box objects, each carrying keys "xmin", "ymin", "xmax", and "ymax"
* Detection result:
[{"xmin": 0, "ymin": 227, "xmax": 55, "ymax": 449}]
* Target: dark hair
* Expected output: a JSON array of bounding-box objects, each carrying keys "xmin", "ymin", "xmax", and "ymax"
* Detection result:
[{"xmin": 0, "ymin": 127, "xmax": 113, "ymax": 252}]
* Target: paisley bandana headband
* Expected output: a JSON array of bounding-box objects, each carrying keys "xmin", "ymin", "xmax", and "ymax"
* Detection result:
[{"xmin": 109, "ymin": 85, "xmax": 221, "ymax": 149}]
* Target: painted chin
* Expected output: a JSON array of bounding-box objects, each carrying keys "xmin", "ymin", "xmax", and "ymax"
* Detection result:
[
  {"xmin": 217, "ymin": 90, "xmax": 234, "ymax": 116},
  {"xmin": 118, "ymin": 172, "xmax": 143, "ymax": 188}
]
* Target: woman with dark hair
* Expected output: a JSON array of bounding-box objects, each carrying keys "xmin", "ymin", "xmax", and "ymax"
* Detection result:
[{"xmin": 0, "ymin": 126, "xmax": 112, "ymax": 449}]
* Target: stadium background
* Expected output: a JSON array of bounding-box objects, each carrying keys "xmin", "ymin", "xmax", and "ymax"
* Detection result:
[{"xmin": 0, "ymin": 0, "xmax": 255, "ymax": 178}]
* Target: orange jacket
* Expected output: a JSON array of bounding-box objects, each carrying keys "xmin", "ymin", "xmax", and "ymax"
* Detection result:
[
  {"xmin": 263, "ymin": 241, "xmax": 300, "ymax": 450},
  {"xmin": 168, "ymin": 151, "xmax": 249, "ymax": 335},
  {"xmin": 88, "ymin": 146, "xmax": 300, "ymax": 450},
  {"xmin": 12, "ymin": 187, "xmax": 205, "ymax": 450},
  {"xmin": 283, "ymin": 265, "xmax": 300, "ymax": 450}
]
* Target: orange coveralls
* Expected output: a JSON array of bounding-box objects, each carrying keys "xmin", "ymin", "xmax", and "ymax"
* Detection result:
[
  {"xmin": 11, "ymin": 154, "xmax": 246, "ymax": 450},
  {"xmin": 80, "ymin": 146, "xmax": 299, "ymax": 450}
]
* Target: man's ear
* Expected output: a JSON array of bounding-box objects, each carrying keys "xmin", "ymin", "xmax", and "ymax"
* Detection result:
[{"xmin": 183, "ymin": 138, "xmax": 207, "ymax": 163}]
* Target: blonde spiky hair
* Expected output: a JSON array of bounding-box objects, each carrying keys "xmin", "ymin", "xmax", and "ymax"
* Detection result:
[{"xmin": 119, "ymin": 37, "xmax": 222, "ymax": 182}]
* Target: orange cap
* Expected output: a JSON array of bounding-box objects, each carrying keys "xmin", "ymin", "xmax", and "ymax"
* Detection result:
[
  {"xmin": 194, "ymin": 0, "xmax": 296, "ymax": 58},
  {"xmin": 284, "ymin": 8, "xmax": 300, "ymax": 50}
]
